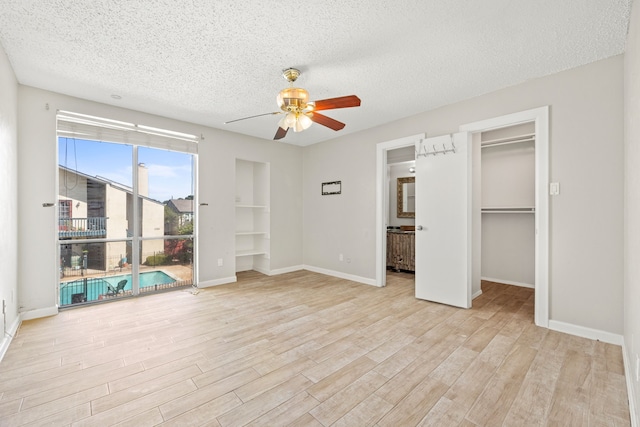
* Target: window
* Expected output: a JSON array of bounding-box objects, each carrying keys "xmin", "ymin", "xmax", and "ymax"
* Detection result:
[
  {"xmin": 56, "ymin": 112, "xmax": 198, "ymax": 307},
  {"xmin": 59, "ymin": 199, "xmax": 71, "ymax": 218}
]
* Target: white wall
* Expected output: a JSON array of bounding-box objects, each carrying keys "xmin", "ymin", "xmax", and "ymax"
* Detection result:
[
  {"xmin": 17, "ymin": 86, "xmax": 303, "ymax": 315},
  {"xmin": 624, "ymin": 0, "xmax": 640, "ymax": 422},
  {"xmin": 0, "ymin": 41, "xmax": 19, "ymax": 355},
  {"xmin": 303, "ymin": 55, "xmax": 624, "ymax": 336}
]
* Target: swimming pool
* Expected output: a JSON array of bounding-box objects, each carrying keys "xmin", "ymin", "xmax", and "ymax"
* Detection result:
[
  {"xmin": 60, "ymin": 271, "xmax": 176, "ymax": 305},
  {"xmin": 102, "ymin": 271, "xmax": 176, "ymax": 289}
]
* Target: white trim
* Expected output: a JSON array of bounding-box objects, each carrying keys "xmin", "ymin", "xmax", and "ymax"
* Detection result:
[
  {"xmin": 460, "ymin": 106, "xmax": 549, "ymax": 328},
  {"xmin": 197, "ymin": 276, "xmax": 237, "ymax": 288},
  {"xmin": 265, "ymin": 265, "xmax": 304, "ymax": 276},
  {"xmin": 473, "ymin": 289, "xmax": 483, "ymax": 299},
  {"xmin": 21, "ymin": 305, "xmax": 59, "ymax": 321},
  {"xmin": 303, "ymin": 265, "xmax": 378, "ymax": 287},
  {"xmin": 623, "ymin": 340, "xmax": 640, "ymax": 427},
  {"xmin": 376, "ymin": 133, "xmax": 426, "ymax": 287},
  {"xmin": 548, "ymin": 320, "xmax": 623, "ymax": 345},
  {"xmin": 0, "ymin": 315, "xmax": 21, "ymax": 362},
  {"xmin": 481, "ymin": 277, "xmax": 535, "ymax": 289}
]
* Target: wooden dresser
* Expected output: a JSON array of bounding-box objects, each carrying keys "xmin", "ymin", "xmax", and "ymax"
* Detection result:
[{"xmin": 387, "ymin": 231, "xmax": 415, "ymax": 272}]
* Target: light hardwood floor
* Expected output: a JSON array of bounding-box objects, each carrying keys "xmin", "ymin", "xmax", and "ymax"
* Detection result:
[{"xmin": 0, "ymin": 270, "xmax": 631, "ymax": 426}]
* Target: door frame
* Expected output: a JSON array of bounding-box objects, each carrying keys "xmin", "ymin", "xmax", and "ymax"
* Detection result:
[
  {"xmin": 375, "ymin": 106, "xmax": 549, "ymax": 328},
  {"xmin": 375, "ymin": 133, "xmax": 425, "ymax": 288}
]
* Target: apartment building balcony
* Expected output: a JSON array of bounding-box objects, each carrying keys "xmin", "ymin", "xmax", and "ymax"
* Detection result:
[{"xmin": 58, "ymin": 217, "xmax": 107, "ymax": 239}]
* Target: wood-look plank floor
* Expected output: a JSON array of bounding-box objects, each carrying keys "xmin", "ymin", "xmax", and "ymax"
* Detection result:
[{"xmin": 0, "ymin": 270, "xmax": 630, "ymax": 426}]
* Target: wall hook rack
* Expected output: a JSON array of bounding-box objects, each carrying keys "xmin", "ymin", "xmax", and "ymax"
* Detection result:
[{"xmin": 416, "ymin": 135, "xmax": 457, "ymax": 158}]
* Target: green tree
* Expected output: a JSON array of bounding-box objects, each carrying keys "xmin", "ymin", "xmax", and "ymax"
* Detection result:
[{"xmin": 164, "ymin": 204, "xmax": 179, "ymax": 234}]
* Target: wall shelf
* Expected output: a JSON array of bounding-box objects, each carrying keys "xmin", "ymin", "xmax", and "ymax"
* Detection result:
[
  {"xmin": 236, "ymin": 249, "xmax": 268, "ymax": 257},
  {"xmin": 481, "ymin": 207, "xmax": 535, "ymax": 214},
  {"xmin": 236, "ymin": 204, "xmax": 268, "ymax": 209}
]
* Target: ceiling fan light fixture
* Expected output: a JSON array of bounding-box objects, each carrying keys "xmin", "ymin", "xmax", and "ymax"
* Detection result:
[
  {"xmin": 279, "ymin": 112, "xmax": 313, "ymax": 133},
  {"xmin": 277, "ymin": 87, "xmax": 309, "ymax": 111},
  {"xmin": 294, "ymin": 113, "xmax": 312, "ymax": 132},
  {"xmin": 225, "ymin": 67, "xmax": 360, "ymax": 140}
]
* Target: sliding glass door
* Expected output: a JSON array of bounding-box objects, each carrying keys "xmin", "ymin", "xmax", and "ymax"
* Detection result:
[{"xmin": 57, "ymin": 137, "xmax": 195, "ymax": 307}]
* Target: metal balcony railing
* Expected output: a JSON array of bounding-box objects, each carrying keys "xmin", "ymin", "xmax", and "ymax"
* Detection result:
[
  {"xmin": 59, "ymin": 217, "xmax": 107, "ymax": 238},
  {"xmin": 59, "ymin": 276, "xmax": 192, "ymax": 306}
]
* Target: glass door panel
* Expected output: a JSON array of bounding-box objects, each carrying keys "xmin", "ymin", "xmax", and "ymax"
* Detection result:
[{"xmin": 136, "ymin": 147, "xmax": 195, "ymax": 295}]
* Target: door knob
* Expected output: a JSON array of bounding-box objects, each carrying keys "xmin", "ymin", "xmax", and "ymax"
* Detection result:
[{"xmin": 416, "ymin": 225, "xmax": 423, "ymax": 231}]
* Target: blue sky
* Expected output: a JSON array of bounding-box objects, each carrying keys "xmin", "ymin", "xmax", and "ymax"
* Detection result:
[{"xmin": 58, "ymin": 138, "xmax": 193, "ymax": 202}]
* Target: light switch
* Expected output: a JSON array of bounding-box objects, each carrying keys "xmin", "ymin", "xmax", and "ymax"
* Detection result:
[{"xmin": 550, "ymin": 182, "xmax": 560, "ymax": 196}]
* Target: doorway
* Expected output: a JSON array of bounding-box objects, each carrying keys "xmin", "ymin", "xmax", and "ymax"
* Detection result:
[{"xmin": 375, "ymin": 106, "xmax": 549, "ymax": 327}]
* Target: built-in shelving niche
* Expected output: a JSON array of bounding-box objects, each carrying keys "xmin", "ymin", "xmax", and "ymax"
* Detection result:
[{"xmin": 235, "ymin": 159, "xmax": 270, "ymax": 274}]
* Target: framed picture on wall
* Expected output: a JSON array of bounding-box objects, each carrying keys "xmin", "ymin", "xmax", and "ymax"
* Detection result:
[{"xmin": 322, "ymin": 181, "xmax": 341, "ymax": 195}]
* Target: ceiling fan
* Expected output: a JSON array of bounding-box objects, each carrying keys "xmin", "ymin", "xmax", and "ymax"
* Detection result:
[{"xmin": 225, "ymin": 68, "xmax": 361, "ymax": 140}]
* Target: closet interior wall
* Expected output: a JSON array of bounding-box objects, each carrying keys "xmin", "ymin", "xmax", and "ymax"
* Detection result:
[{"xmin": 481, "ymin": 122, "xmax": 536, "ymax": 287}]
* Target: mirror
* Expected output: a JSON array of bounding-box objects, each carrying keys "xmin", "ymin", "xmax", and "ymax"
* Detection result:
[{"xmin": 397, "ymin": 176, "xmax": 415, "ymax": 218}]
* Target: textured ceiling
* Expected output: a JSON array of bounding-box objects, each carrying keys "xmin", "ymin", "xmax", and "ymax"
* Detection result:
[{"xmin": 0, "ymin": 1, "xmax": 632, "ymax": 146}]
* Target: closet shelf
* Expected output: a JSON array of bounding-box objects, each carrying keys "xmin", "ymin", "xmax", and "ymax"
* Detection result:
[
  {"xmin": 481, "ymin": 207, "xmax": 535, "ymax": 214},
  {"xmin": 481, "ymin": 133, "xmax": 535, "ymax": 149}
]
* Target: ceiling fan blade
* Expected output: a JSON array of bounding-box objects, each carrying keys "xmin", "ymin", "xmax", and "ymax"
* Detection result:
[
  {"xmin": 311, "ymin": 95, "xmax": 361, "ymax": 111},
  {"xmin": 274, "ymin": 126, "xmax": 289, "ymax": 140},
  {"xmin": 224, "ymin": 112, "xmax": 280, "ymax": 124},
  {"xmin": 309, "ymin": 112, "xmax": 346, "ymax": 131}
]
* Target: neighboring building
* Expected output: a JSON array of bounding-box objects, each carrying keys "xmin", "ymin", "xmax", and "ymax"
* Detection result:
[
  {"xmin": 165, "ymin": 198, "xmax": 194, "ymax": 234},
  {"xmin": 58, "ymin": 163, "xmax": 164, "ymax": 273}
]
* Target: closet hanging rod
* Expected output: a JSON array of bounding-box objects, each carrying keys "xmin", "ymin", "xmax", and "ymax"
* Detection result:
[
  {"xmin": 481, "ymin": 132, "xmax": 535, "ymax": 146},
  {"xmin": 481, "ymin": 137, "xmax": 535, "ymax": 149}
]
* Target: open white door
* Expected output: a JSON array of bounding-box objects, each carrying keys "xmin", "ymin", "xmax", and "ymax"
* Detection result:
[{"xmin": 415, "ymin": 132, "xmax": 472, "ymax": 308}]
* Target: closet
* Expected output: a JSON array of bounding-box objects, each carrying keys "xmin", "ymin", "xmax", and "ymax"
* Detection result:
[
  {"xmin": 235, "ymin": 159, "xmax": 270, "ymax": 274},
  {"xmin": 480, "ymin": 122, "xmax": 535, "ymax": 287}
]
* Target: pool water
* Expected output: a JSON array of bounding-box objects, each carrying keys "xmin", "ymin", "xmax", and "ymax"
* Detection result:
[
  {"xmin": 102, "ymin": 271, "xmax": 175, "ymax": 289},
  {"xmin": 60, "ymin": 271, "xmax": 176, "ymax": 305}
]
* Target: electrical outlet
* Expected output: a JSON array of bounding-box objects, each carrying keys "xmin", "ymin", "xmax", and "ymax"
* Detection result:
[
  {"xmin": 339, "ymin": 254, "xmax": 344, "ymax": 262},
  {"xmin": 217, "ymin": 258, "xmax": 223, "ymax": 267}
]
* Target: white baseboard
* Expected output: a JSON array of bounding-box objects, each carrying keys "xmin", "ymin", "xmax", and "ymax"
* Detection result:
[
  {"xmin": 473, "ymin": 289, "xmax": 483, "ymax": 299},
  {"xmin": 21, "ymin": 305, "xmax": 58, "ymax": 321},
  {"xmin": 548, "ymin": 320, "xmax": 623, "ymax": 345},
  {"xmin": 623, "ymin": 340, "xmax": 639, "ymax": 427},
  {"xmin": 265, "ymin": 265, "xmax": 304, "ymax": 276},
  {"xmin": 302, "ymin": 265, "xmax": 377, "ymax": 287},
  {"xmin": 0, "ymin": 315, "xmax": 21, "ymax": 362},
  {"xmin": 197, "ymin": 276, "xmax": 237, "ymax": 288},
  {"xmin": 481, "ymin": 277, "xmax": 534, "ymax": 289}
]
